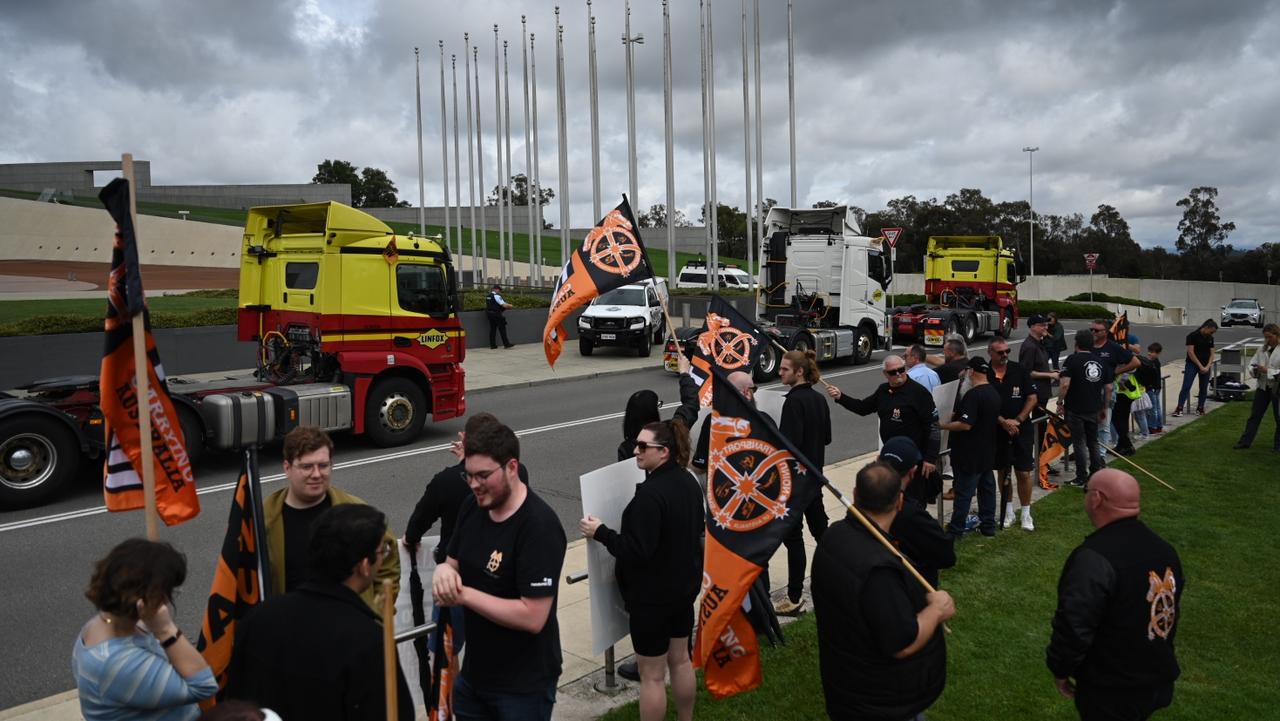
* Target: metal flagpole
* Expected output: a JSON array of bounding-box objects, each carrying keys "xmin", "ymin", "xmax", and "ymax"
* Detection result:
[
  {"xmin": 556, "ymin": 8, "xmax": 570, "ymax": 264},
  {"xmin": 663, "ymin": 0, "xmax": 676, "ymax": 287},
  {"xmin": 522, "ymin": 16, "xmax": 535, "ymax": 286},
  {"xmin": 708, "ymin": 0, "xmax": 720, "ymax": 288},
  {"xmin": 465, "ymin": 35, "xmax": 478, "ymax": 287},
  {"xmin": 451, "ymin": 54, "xmax": 462, "ymax": 261},
  {"xmin": 624, "ymin": 0, "xmax": 641, "ymax": 220},
  {"xmin": 699, "ymin": 0, "xmax": 712, "ymax": 289},
  {"xmin": 588, "ymin": 1, "xmax": 601, "ymax": 222},
  {"xmin": 530, "ymin": 30, "xmax": 544, "ymax": 287},
  {"xmin": 752, "ymin": 0, "xmax": 763, "ymax": 290},
  {"xmin": 503, "ymin": 39, "xmax": 515, "ymax": 285},
  {"xmin": 494, "ymin": 27, "xmax": 506, "ymax": 286},
  {"xmin": 438, "ymin": 42, "xmax": 451, "ymax": 252},
  {"xmin": 414, "ymin": 48, "xmax": 426, "ymax": 236},
  {"xmin": 740, "ymin": 0, "xmax": 753, "ymax": 288},
  {"xmin": 787, "ymin": 0, "xmax": 796, "ymax": 207},
  {"xmin": 473, "ymin": 45, "xmax": 487, "ymax": 283}
]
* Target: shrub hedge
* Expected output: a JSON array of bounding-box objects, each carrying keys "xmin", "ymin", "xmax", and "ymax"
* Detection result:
[{"xmin": 1063, "ymin": 292, "xmax": 1165, "ymax": 310}]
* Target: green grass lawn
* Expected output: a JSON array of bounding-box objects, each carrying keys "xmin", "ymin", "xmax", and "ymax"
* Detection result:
[{"xmin": 601, "ymin": 400, "xmax": 1278, "ymax": 720}]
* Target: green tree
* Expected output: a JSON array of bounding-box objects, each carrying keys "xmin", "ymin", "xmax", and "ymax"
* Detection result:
[
  {"xmin": 637, "ymin": 203, "xmax": 688, "ymax": 228},
  {"xmin": 811, "ymin": 200, "xmax": 839, "ymax": 208},
  {"xmin": 358, "ymin": 167, "xmax": 407, "ymax": 208},
  {"xmin": 486, "ymin": 174, "xmax": 555, "ymax": 207},
  {"xmin": 312, "ymin": 159, "xmax": 360, "ymax": 202},
  {"xmin": 1176, "ymin": 186, "xmax": 1235, "ymax": 255}
]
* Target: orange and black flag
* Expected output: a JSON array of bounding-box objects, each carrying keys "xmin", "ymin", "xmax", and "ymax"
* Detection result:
[
  {"xmin": 1038, "ymin": 413, "xmax": 1073, "ymax": 489},
  {"xmin": 197, "ymin": 449, "xmax": 271, "ymax": 698},
  {"xmin": 696, "ymin": 367, "xmax": 822, "ymax": 698},
  {"xmin": 1109, "ymin": 311, "xmax": 1130, "ymax": 344},
  {"xmin": 543, "ymin": 196, "xmax": 654, "ymax": 367},
  {"xmin": 428, "ymin": 605, "xmax": 461, "ymax": 721},
  {"xmin": 686, "ymin": 295, "xmax": 767, "ymax": 408},
  {"xmin": 98, "ymin": 178, "xmax": 198, "ymax": 525}
]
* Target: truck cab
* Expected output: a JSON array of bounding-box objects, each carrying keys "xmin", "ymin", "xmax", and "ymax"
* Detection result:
[
  {"xmin": 577, "ymin": 278, "xmax": 669, "ymax": 357},
  {"xmin": 893, "ymin": 235, "xmax": 1021, "ymax": 345}
]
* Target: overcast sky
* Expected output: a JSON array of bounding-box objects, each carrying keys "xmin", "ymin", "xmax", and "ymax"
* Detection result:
[{"xmin": 3, "ymin": 0, "xmax": 1278, "ymax": 249}]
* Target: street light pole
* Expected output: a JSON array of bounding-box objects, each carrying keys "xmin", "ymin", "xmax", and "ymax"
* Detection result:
[
  {"xmin": 1023, "ymin": 145, "xmax": 1038, "ymax": 277},
  {"xmin": 623, "ymin": 0, "xmax": 644, "ymax": 215}
]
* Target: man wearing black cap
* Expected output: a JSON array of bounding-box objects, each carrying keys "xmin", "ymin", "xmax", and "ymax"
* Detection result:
[
  {"xmin": 1059, "ymin": 329, "xmax": 1111, "ymax": 488},
  {"xmin": 486, "ymin": 284, "xmax": 515, "ymax": 349},
  {"xmin": 939, "ymin": 357, "xmax": 1003, "ymax": 538},
  {"xmin": 1021, "ymin": 314, "xmax": 1059, "ymax": 404},
  {"xmin": 879, "ymin": 437, "xmax": 956, "ymax": 587}
]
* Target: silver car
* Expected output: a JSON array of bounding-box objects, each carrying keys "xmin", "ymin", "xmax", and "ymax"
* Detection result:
[{"xmin": 1221, "ymin": 298, "xmax": 1265, "ymax": 328}]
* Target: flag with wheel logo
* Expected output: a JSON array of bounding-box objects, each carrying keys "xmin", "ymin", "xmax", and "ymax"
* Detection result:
[
  {"xmin": 686, "ymin": 294, "xmax": 767, "ymax": 408},
  {"xmin": 543, "ymin": 196, "xmax": 654, "ymax": 367}
]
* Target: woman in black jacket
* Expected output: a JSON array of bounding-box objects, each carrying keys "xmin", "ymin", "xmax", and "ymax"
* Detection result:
[{"xmin": 581, "ymin": 420, "xmax": 702, "ymax": 721}]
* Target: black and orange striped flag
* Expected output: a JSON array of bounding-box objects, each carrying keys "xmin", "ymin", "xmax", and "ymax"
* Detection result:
[
  {"xmin": 543, "ymin": 196, "xmax": 654, "ymax": 367},
  {"xmin": 1038, "ymin": 414, "xmax": 1072, "ymax": 490},
  {"xmin": 686, "ymin": 295, "xmax": 767, "ymax": 408},
  {"xmin": 696, "ymin": 367, "xmax": 821, "ymax": 698},
  {"xmin": 98, "ymin": 178, "xmax": 198, "ymax": 525},
  {"xmin": 197, "ymin": 449, "xmax": 271, "ymax": 698}
]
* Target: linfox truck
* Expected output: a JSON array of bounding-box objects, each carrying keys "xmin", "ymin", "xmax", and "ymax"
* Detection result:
[
  {"xmin": 891, "ymin": 235, "xmax": 1024, "ymax": 347},
  {"xmin": 751, "ymin": 206, "xmax": 893, "ymax": 379},
  {"xmin": 0, "ymin": 202, "xmax": 466, "ymax": 508}
]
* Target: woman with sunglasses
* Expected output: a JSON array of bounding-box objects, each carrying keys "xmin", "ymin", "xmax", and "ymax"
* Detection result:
[{"xmin": 580, "ymin": 420, "xmax": 702, "ymax": 721}]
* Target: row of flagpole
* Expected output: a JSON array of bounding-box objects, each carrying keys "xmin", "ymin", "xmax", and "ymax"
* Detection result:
[{"xmin": 410, "ymin": 1, "xmax": 800, "ymax": 290}]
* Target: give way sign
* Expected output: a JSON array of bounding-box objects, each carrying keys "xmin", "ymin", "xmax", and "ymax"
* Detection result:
[
  {"xmin": 1083, "ymin": 252, "xmax": 1101, "ymax": 270},
  {"xmin": 882, "ymin": 228, "xmax": 903, "ymax": 248}
]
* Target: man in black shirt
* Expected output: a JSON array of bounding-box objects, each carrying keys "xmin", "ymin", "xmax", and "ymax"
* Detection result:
[
  {"xmin": 811, "ymin": 462, "xmax": 955, "ymax": 721},
  {"xmin": 987, "ymin": 337, "xmax": 1039, "ymax": 531},
  {"xmin": 1059, "ymin": 330, "xmax": 1111, "ymax": 488},
  {"xmin": 1047, "ymin": 469, "xmax": 1183, "ymax": 720},
  {"xmin": 878, "ymin": 437, "xmax": 955, "ymax": 587},
  {"xmin": 939, "ymin": 357, "xmax": 1002, "ymax": 538},
  {"xmin": 826, "ymin": 354, "xmax": 941, "ymax": 478},
  {"xmin": 1021, "ymin": 314, "xmax": 1059, "ymax": 404},
  {"xmin": 1090, "ymin": 318, "xmax": 1139, "ymax": 452},
  {"xmin": 775, "ymin": 350, "xmax": 833, "ymax": 616},
  {"xmin": 928, "ymin": 336, "xmax": 971, "ymax": 385},
  {"xmin": 433, "ymin": 417, "xmax": 566, "ymax": 720},
  {"xmin": 1173, "ymin": 319, "xmax": 1218, "ymax": 416}
]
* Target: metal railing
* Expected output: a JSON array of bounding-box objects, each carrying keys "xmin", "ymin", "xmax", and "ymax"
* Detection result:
[{"xmin": 564, "ymin": 570, "xmax": 626, "ymax": 694}]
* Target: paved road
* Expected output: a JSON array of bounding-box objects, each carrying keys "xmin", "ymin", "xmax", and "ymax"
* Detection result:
[{"xmin": 0, "ymin": 322, "xmax": 1261, "ymax": 709}]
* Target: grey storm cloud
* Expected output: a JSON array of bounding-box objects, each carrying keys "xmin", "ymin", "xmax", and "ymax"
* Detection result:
[{"xmin": 2, "ymin": 0, "xmax": 1278, "ymax": 248}]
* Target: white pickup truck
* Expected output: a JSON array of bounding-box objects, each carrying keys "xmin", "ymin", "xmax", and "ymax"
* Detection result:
[{"xmin": 577, "ymin": 278, "xmax": 671, "ymax": 357}]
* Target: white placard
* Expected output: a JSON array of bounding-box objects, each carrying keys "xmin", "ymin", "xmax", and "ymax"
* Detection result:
[
  {"xmin": 933, "ymin": 379, "xmax": 962, "ymax": 450},
  {"xmin": 580, "ymin": 459, "xmax": 646, "ymax": 656},
  {"xmin": 754, "ymin": 387, "xmax": 787, "ymax": 426},
  {"xmin": 395, "ymin": 535, "xmax": 438, "ymax": 709}
]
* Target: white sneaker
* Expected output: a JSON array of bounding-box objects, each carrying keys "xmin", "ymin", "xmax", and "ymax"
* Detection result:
[
  {"xmin": 1002, "ymin": 503, "xmax": 1015, "ymax": 528},
  {"xmin": 1021, "ymin": 508, "xmax": 1035, "ymax": 532}
]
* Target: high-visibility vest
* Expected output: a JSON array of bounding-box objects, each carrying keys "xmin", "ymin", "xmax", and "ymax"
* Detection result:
[{"xmin": 1117, "ymin": 373, "xmax": 1146, "ymax": 400}]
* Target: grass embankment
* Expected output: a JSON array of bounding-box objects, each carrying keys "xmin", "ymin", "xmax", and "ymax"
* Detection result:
[{"xmin": 601, "ymin": 400, "xmax": 1278, "ymax": 720}]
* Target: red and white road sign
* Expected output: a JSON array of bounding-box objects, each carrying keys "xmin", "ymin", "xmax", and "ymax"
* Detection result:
[
  {"xmin": 882, "ymin": 227, "xmax": 903, "ymax": 248},
  {"xmin": 1083, "ymin": 252, "xmax": 1100, "ymax": 270}
]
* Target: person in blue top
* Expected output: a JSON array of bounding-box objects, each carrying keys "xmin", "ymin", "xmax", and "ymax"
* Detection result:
[{"xmin": 73, "ymin": 538, "xmax": 217, "ymax": 721}]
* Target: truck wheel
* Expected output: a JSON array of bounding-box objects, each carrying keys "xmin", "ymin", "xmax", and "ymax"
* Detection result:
[
  {"xmin": 637, "ymin": 331, "xmax": 652, "ymax": 357},
  {"xmin": 754, "ymin": 342, "xmax": 781, "ymax": 381},
  {"xmin": 364, "ymin": 377, "xmax": 427, "ymax": 448},
  {"xmin": 946, "ymin": 317, "xmax": 962, "ymax": 339},
  {"xmin": 579, "ymin": 337, "xmax": 594, "ymax": 356},
  {"xmin": 851, "ymin": 327, "xmax": 874, "ymax": 365},
  {"xmin": 176, "ymin": 405, "xmax": 205, "ymax": 468},
  {"xmin": 0, "ymin": 415, "xmax": 79, "ymax": 508},
  {"xmin": 996, "ymin": 310, "xmax": 1013, "ymax": 338},
  {"xmin": 653, "ymin": 319, "xmax": 666, "ymax": 345},
  {"xmin": 962, "ymin": 315, "xmax": 978, "ymax": 343}
]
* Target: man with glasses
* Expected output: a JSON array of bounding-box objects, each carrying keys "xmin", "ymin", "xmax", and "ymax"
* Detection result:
[
  {"xmin": 939, "ymin": 357, "xmax": 1003, "ymax": 539},
  {"xmin": 433, "ymin": 416, "xmax": 566, "ymax": 720},
  {"xmin": 987, "ymin": 337, "xmax": 1039, "ymax": 531},
  {"xmin": 263, "ymin": 425, "xmax": 400, "ymax": 611},
  {"xmin": 827, "ymin": 355, "xmax": 941, "ymax": 488},
  {"xmin": 229, "ymin": 504, "xmax": 415, "ymax": 719},
  {"xmin": 1090, "ymin": 319, "xmax": 1140, "ymax": 451}
]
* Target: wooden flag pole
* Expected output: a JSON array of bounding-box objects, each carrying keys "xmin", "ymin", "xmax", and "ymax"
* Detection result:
[
  {"xmin": 121, "ymin": 153, "xmax": 159, "ymax": 541},
  {"xmin": 1044, "ymin": 409, "xmax": 1176, "ymax": 491},
  {"xmin": 382, "ymin": 578, "xmax": 397, "ymax": 721}
]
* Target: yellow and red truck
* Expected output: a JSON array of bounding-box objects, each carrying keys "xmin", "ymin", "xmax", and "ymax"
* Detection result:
[
  {"xmin": 0, "ymin": 202, "xmax": 466, "ymax": 507},
  {"xmin": 891, "ymin": 235, "xmax": 1024, "ymax": 347}
]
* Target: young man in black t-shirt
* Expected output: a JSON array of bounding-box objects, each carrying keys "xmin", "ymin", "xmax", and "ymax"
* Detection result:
[
  {"xmin": 433, "ymin": 417, "xmax": 566, "ymax": 720},
  {"xmin": 939, "ymin": 357, "xmax": 1003, "ymax": 538},
  {"xmin": 987, "ymin": 337, "xmax": 1039, "ymax": 531},
  {"xmin": 1059, "ymin": 330, "xmax": 1111, "ymax": 488},
  {"xmin": 1174, "ymin": 319, "xmax": 1218, "ymax": 416}
]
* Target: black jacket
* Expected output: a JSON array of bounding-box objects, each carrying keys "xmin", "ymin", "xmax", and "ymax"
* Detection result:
[
  {"xmin": 593, "ymin": 460, "xmax": 704, "ymax": 610},
  {"xmin": 227, "ymin": 582, "xmax": 413, "ymax": 721},
  {"xmin": 835, "ymin": 379, "xmax": 941, "ymax": 461},
  {"xmin": 405, "ymin": 461, "xmax": 529, "ymax": 556},
  {"xmin": 1047, "ymin": 517, "xmax": 1183, "ymax": 693},
  {"xmin": 780, "ymin": 383, "xmax": 832, "ymax": 471},
  {"xmin": 890, "ymin": 497, "xmax": 956, "ymax": 588}
]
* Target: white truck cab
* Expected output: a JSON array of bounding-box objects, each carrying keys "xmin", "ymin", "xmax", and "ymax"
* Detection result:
[{"xmin": 578, "ymin": 278, "xmax": 670, "ymax": 357}]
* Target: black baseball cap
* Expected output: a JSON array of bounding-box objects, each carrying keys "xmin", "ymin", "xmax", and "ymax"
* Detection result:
[
  {"xmin": 878, "ymin": 436, "xmax": 922, "ymax": 474},
  {"xmin": 1027, "ymin": 314, "xmax": 1049, "ymax": 326},
  {"xmin": 967, "ymin": 356, "xmax": 992, "ymax": 374}
]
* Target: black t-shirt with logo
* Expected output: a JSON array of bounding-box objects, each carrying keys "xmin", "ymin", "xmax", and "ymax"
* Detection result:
[
  {"xmin": 281, "ymin": 497, "xmax": 333, "ymax": 592},
  {"xmin": 948, "ymin": 383, "xmax": 1001, "ymax": 473},
  {"xmin": 447, "ymin": 490, "xmax": 567, "ymax": 693},
  {"xmin": 987, "ymin": 360, "xmax": 1036, "ymax": 419},
  {"xmin": 1184, "ymin": 330, "xmax": 1215, "ymax": 366},
  {"xmin": 1091, "ymin": 340, "xmax": 1133, "ymax": 378},
  {"xmin": 1062, "ymin": 351, "xmax": 1108, "ymax": 415}
]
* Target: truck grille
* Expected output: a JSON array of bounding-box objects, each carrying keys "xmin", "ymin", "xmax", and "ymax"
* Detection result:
[{"xmin": 592, "ymin": 317, "xmax": 625, "ymax": 330}]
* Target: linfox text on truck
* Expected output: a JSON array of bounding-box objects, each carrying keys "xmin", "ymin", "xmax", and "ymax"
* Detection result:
[{"xmin": 0, "ymin": 202, "xmax": 466, "ymax": 508}]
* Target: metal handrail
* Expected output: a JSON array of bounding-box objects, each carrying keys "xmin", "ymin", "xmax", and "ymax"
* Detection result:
[{"xmin": 394, "ymin": 622, "xmax": 437, "ymax": 644}]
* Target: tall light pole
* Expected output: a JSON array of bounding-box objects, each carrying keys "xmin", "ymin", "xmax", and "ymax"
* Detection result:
[
  {"xmin": 414, "ymin": 48, "xmax": 425, "ymax": 236},
  {"xmin": 752, "ymin": 0, "xmax": 762, "ymax": 289},
  {"xmin": 663, "ymin": 0, "xmax": 676, "ymax": 286},
  {"xmin": 623, "ymin": 0, "xmax": 644, "ymax": 214},
  {"xmin": 555, "ymin": 8, "xmax": 570, "ymax": 264},
  {"xmin": 451, "ymin": 54, "xmax": 462, "ymax": 261},
  {"xmin": 464, "ymin": 35, "xmax": 477, "ymax": 285},
  {"xmin": 1023, "ymin": 145, "xmax": 1038, "ymax": 277},
  {"xmin": 530, "ymin": 31, "xmax": 544, "ymax": 286},
  {"xmin": 522, "ymin": 16, "xmax": 534, "ymax": 285},
  {"xmin": 587, "ymin": 2, "xmax": 601, "ymax": 222},
  {"xmin": 473, "ymin": 46, "xmax": 486, "ymax": 283},
  {"xmin": 493, "ymin": 27, "xmax": 505, "ymax": 285},
  {"xmin": 740, "ymin": 0, "xmax": 753, "ymax": 283},
  {"xmin": 438, "ymin": 42, "xmax": 451, "ymax": 252},
  {"xmin": 787, "ymin": 0, "xmax": 796, "ymax": 207}
]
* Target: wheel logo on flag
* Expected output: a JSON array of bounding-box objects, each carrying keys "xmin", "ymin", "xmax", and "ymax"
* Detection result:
[
  {"xmin": 583, "ymin": 209, "xmax": 643, "ymax": 276},
  {"xmin": 708, "ymin": 437, "xmax": 793, "ymax": 532},
  {"xmin": 698, "ymin": 313, "xmax": 758, "ymax": 370},
  {"xmin": 1146, "ymin": 567, "xmax": 1178, "ymax": 640}
]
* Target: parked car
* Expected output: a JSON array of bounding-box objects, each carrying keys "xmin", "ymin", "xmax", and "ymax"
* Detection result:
[
  {"xmin": 1221, "ymin": 298, "xmax": 1265, "ymax": 328},
  {"xmin": 674, "ymin": 260, "xmax": 752, "ymax": 290},
  {"xmin": 577, "ymin": 278, "xmax": 670, "ymax": 357}
]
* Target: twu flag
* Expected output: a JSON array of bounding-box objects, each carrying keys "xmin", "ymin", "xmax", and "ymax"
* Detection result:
[
  {"xmin": 197, "ymin": 451, "xmax": 271, "ymax": 700},
  {"xmin": 98, "ymin": 178, "xmax": 198, "ymax": 525},
  {"xmin": 1039, "ymin": 413, "xmax": 1073, "ymax": 489},
  {"xmin": 1109, "ymin": 311, "xmax": 1130, "ymax": 344},
  {"xmin": 543, "ymin": 196, "xmax": 654, "ymax": 367},
  {"xmin": 696, "ymin": 367, "xmax": 822, "ymax": 698},
  {"xmin": 686, "ymin": 295, "xmax": 767, "ymax": 408}
]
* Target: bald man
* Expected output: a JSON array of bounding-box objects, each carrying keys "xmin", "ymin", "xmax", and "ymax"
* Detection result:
[{"xmin": 1047, "ymin": 469, "xmax": 1183, "ymax": 721}]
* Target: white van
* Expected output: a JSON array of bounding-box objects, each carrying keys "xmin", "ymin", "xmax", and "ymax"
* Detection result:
[
  {"xmin": 577, "ymin": 278, "xmax": 670, "ymax": 357},
  {"xmin": 674, "ymin": 260, "xmax": 752, "ymax": 290}
]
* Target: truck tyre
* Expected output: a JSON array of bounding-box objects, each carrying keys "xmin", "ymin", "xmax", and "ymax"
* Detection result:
[
  {"xmin": 996, "ymin": 310, "xmax": 1013, "ymax": 338},
  {"xmin": 579, "ymin": 337, "xmax": 594, "ymax": 356},
  {"xmin": 963, "ymin": 315, "xmax": 978, "ymax": 343},
  {"xmin": 365, "ymin": 377, "xmax": 427, "ymax": 448},
  {"xmin": 176, "ymin": 405, "xmax": 205, "ymax": 468},
  {"xmin": 851, "ymin": 327, "xmax": 874, "ymax": 365},
  {"xmin": 653, "ymin": 319, "xmax": 666, "ymax": 345},
  {"xmin": 946, "ymin": 317, "xmax": 962, "ymax": 339},
  {"xmin": 0, "ymin": 415, "xmax": 79, "ymax": 508},
  {"xmin": 754, "ymin": 342, "xmax": 781, "ymax": 381},
  {"xmin": 637, "ymin": 331, "xmax": 652, "ymax": 357}
]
